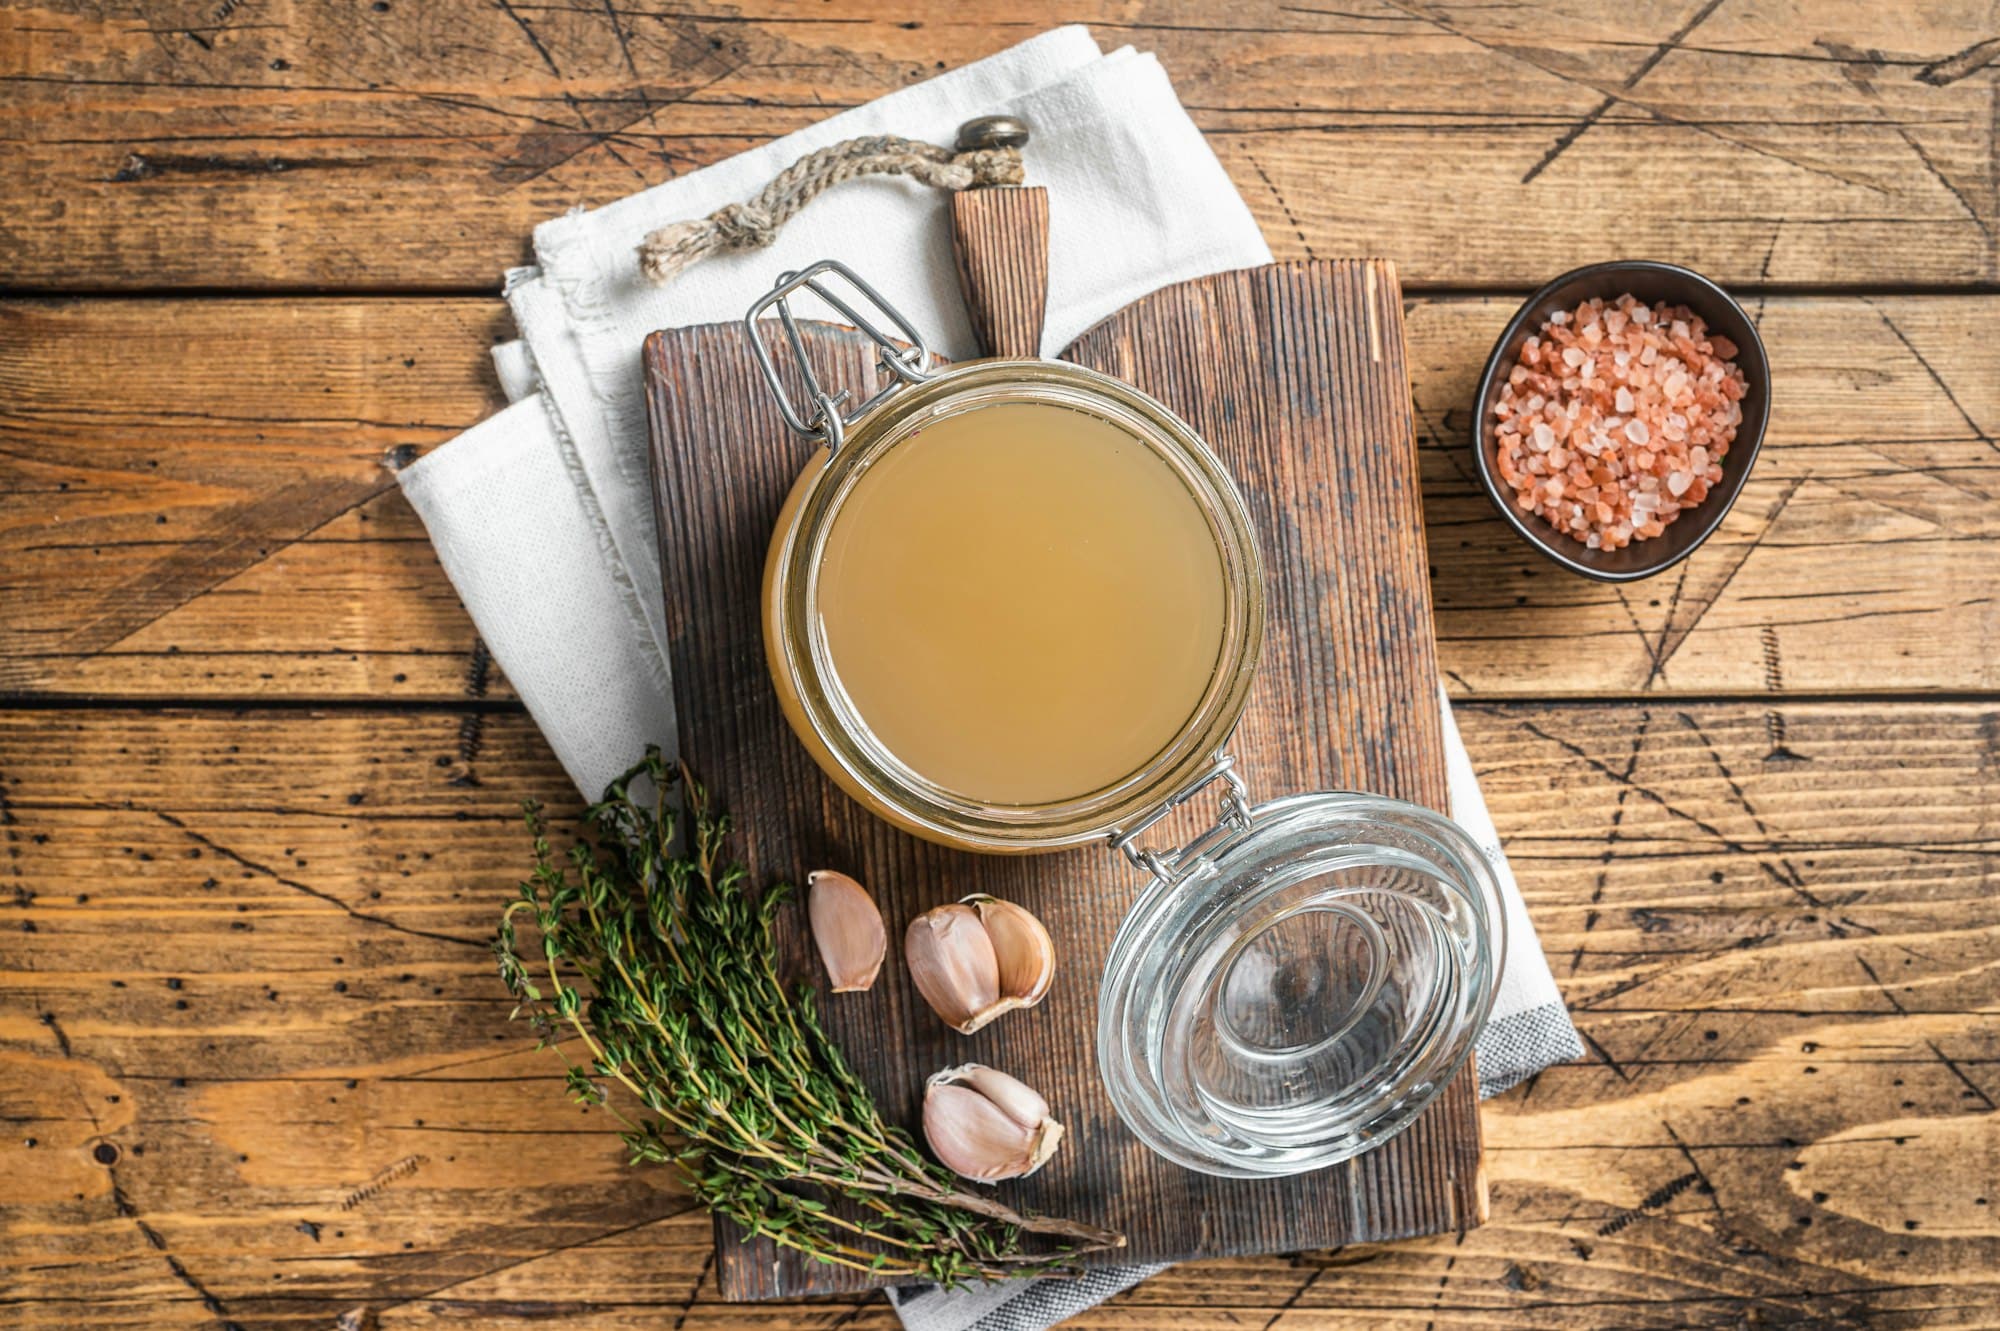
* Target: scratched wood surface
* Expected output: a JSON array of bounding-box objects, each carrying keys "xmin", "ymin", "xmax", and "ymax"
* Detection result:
[
  {"xmin": 2, "ymin": 702, "xmax": 1996, "ymax": 1327},
  {"xmin": 3, "ymin": 1, "xmax": 2000, "ymax": 290},
  {"xmin": 3, "ymin": 1, "xmax": 1999, "ymax": 1327}
]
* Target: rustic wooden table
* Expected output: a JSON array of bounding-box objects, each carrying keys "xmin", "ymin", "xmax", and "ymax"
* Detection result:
[{"xmin": 3, "ymin": 3, "xmax": 1997, "ymax": 1328}]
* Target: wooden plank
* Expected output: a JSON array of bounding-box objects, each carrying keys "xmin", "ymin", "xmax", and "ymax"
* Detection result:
[
  {"xmin": 2, "ymin": 700, "xmax": 1994, "ymax": 1326},
  {"xmin": 3, "ymin": 1, "xmax": 1997, "ymax": 291},
  {"xmin": 5, "ymin": 293, "xmax": 1995, "ymax": 702},
  {"xmin": 645, "ymin": 259, "xmax": 1480, "ymax": 1297},
  {"xmin": 0, "ymin": 297, "xmax": 513, "ymax": 702}
]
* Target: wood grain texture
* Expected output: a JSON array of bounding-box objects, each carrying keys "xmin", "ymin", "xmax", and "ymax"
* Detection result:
[
  {"xmin": 949, "ymin": 186, "xmax": 1050, "ymax": 357},
  {"xmin": 5, "ymin": 294, "xmax": 1995, "ymax": 702},
  {"xmin": 0, "ymin": 297, "xmax": 512, "ymax": 702},
  {"xmin": 644, "ymin": 259, "xmax": 1479, "ymax": 1298},
  {"xmin": 3, "ymin": 2, "xmax": 1998, "ymax": 291},
  {"xmin": 1, "ymin": 701, "xmax": 1992, "ymax": 1327}
]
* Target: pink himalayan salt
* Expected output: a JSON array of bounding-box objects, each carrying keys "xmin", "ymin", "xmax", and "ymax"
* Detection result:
[{"xmin": 1491, "ymin": 292, "xmax": 1749, "ymax": 551}]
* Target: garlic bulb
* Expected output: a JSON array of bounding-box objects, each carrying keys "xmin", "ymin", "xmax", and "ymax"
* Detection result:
[
  {"xmin": 905, "ymin": 895, "xmax": 1054, "ymax": 1033},
  {"xmin": 806, "ymin": 870, "xmax": 886, "ymax": 992},
  {"xmin": 923, "ymin": 1064, "xmax": 1064, "ymax": 1182}
]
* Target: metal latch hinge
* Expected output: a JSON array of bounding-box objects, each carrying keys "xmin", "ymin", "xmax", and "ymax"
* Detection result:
[{"xmin": 1108, "ymin": 754, "xmax": 1255, "ymax": 885}]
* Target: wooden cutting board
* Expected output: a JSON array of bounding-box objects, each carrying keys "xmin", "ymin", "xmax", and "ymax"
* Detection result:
[{"xmin": 644, "ymin": 255, "xmax": 1482, "ymax": 1300}]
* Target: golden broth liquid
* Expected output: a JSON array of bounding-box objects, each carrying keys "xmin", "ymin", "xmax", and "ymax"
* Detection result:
[{"xmin": 816, "ymin": 400, "xmax": 1227, "ymax": 805}]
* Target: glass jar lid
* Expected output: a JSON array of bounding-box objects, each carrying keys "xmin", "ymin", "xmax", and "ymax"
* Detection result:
[{"xmin": 1098, "ymin": 777, "xmax": 1507, "ymax": 1177}]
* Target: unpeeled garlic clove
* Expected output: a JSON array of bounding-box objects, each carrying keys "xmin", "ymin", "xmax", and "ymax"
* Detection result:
[
  {"xmin": 905, "ymin": 895, "xmax": 1054, "ymax": 1034},
  {"xmin": 923, "ymin": 1064, "xmax": 1064, "ymax": 1182},
  {"xmin": 807, "ymin": 870, "xmax": 886, "ymax": 992},
  {"xmin": 904, "ymin": 904, "xmax": 1000, "ymax": 1031},
  {"xmin": 967, "ymin": 895, "xmax": 1054, "ymax": 1008}
]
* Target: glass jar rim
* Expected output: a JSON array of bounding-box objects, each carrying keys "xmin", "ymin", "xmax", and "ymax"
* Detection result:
[{"xmin": 766, "ymin": 359, "xmax": 1266, "ymax": 852}]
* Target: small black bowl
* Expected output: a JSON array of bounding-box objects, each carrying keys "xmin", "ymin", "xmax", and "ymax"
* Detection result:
[{"xmin": 1471, "ymin": 260, "xmax": 1770, "ymax": 582}]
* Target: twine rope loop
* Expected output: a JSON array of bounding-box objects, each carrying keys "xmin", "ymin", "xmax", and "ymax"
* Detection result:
[{"xmin": 637, "ymin": 133, "xmax": 1024, "ymax": 284}]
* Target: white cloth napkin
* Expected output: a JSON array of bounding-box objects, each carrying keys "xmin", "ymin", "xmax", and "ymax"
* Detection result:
[{"xmin": 399, "ymin": 26, "xmax": 1580, "ymax": 1331}]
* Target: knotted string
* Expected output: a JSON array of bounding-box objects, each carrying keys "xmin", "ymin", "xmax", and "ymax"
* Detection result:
[{"xmin": 637, "ymin": 134, "xmax": 1024, "ymax": 285}]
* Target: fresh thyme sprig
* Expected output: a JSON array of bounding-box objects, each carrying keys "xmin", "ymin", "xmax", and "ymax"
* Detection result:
[{"xmin": 495, "ymin": 748, "xmax": 1124, "ymax": 1285}]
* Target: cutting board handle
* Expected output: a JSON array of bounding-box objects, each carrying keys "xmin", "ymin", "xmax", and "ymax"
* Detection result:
[{"xmin": 947, "ymin": 118, "xmax": 1049, "ymax": 359}]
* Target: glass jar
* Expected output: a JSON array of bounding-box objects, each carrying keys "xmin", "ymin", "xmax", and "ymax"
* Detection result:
[{"xmin": 749, "ymin": 261, "xmax": 1505, "ymax": 1177}]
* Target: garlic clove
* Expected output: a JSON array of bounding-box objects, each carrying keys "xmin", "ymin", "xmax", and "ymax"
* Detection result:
[
  {"xmin": 923, "ymin": 1065, "xmax": 1064, "ymax": 1182},
  {"xmin": 807, "ymin": 870, "xmax": 886, "ymax": 992},
  {"xmin": 966, "ymin": 895, "xmax": 1054, "ymax": 1007},
  {"xmin": 905, "ymin": 904, "xmax": 1001, "ymax": 1033}
]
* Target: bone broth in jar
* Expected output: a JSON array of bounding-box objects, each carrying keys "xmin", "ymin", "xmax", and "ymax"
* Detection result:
[
  {"xmin": 754, "ymin": 261, "xmax": 1506, "ymax": 1178},
  {"xmin": 814, "ymin": 399, "xmax": 1229, "ymax": 807}
]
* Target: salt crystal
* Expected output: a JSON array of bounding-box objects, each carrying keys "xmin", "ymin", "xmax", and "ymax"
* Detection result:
[
  {"xmin": 1668, "ymin": 470, "xmax": 1692, "ymax": 496},
  {"xmin": 1562, "ymin": 345, "xmax": 1586, "ymax": 368},
  {"xmin": 1531, "ymin": 423, "xmax": 1555, "ymax": 450},
  {"xmin": 1624, "ymin": 419, "xmax": 1650, "ymax": 445},
  {"xmin": 1614, "ymin": 386, "xmax": 1634, "ymax": 412}
]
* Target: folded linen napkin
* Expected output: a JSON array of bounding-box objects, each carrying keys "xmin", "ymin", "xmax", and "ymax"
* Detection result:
[{"xmin": 399, "ymin": 26, "xmax": 1581, "ymax": 1331}]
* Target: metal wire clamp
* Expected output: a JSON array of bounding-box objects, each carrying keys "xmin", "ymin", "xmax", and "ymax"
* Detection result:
[{"xmin": 743, "ymin": 259, "xmax": 935, "ymax": 453}]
